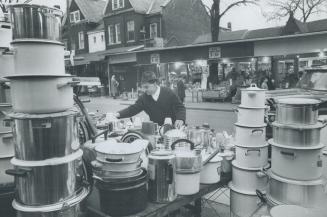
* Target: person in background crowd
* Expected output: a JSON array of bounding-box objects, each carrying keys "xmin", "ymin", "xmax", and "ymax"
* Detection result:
[
  {"xmin": 176, "ymin": 75, "xmax": 186, "ymax": 103},
  {"xmin": 261, "ymin": 77, "xmax": 269, "ymax": 90},
  {"xmin": 267, "ymin": 77, "xmax": 276, "ymax": 90},
  {"xmin": 114, "ymin": 71, "xmax": 186, "ymax": 128},
  {"xmin": 111, "ymin": 75, "xmax": 119, "ymax": 99}
]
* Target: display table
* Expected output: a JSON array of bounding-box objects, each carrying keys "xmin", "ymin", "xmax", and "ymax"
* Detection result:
[{"xmin": 86, "ymin": 173, "xmax": 231, "ymax": 217}]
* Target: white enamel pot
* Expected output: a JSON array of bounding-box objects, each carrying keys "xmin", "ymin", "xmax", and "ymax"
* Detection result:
[
  {"xmin": 232, "ymin": 161, "xmax": 269, "ymax": 192},
  {"xmin": 200, "ymin": 155, "xmax": 222, "ymax": 184},
  {"xmin": 8, "ymin": 75, "xmax": 77, "ymax": 114},
  {"xmin": 235, "ymin": 123, "xmax": 266, "ymax": 147},
  {"xmin": 270, "ymin": 139, "xmax": 324, "ymax": 181},
  {"xmin": 235, "ymin": 144, "xmax": 269, "ymax": 168},
  {"xmin": 270, "ymin": 205, "xmax": 309, "ymax": 217},
  {"xmin": 235, "ymin": 105, "xmax": 266, "ymax": 126},
  {"xmin": 240, "ymin": 84, "xmax": 266, "ymax": 108},
  {"xmin": 12, "ymin": 40, "xmax": 65, "ymax": 76},
  {"xmin": 175, "ymin": 171, "xmax": 200, "ymax": 195}
]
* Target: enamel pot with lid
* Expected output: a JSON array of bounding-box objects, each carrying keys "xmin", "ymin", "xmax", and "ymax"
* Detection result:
[
  {"xmin": 240, "ymin": 84, "xmax": 266, "ymax": 108},
  {"xmin": 8, "ymin": 75, "xmax": 78, "ymax": 114},
  {"xmin": 235, "ymin": 105, "xmax": 266, "ymax": 126},
  {"xmin": 234, "ymin": 123, "xmax": 266, "ymax": 147},
  {"xmin": 276, "ymin": 98, "xmax": 321, "ymax": 125},
  {"xmin": 269, "ymin": 140, "xmax": 324, "ymax": 180},
  {"xmin": 235, "ymin": 144, "xmax": 269, "ymax": 168}
]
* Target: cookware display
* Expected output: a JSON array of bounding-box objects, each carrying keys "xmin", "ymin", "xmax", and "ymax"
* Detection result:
[
  {"xmin": 235, "ymin": 144, "xmax": 268, "ymax": 168},
  {"xmin": 275, "ymin": 98, "xmax": 321, "ymax": 125},
  {"xmin": 271, "ymin": 122, "xmax": 325, "ymax": 147},
  {"xmin": 234, "ymin": 123, "xmax": 266, "ymax": 147},
  {"xmin": 148, "ymin": 149, "xmax": 176, "ymax": 203},
  {"xmin": 269, "ymin": 140, "xmax": 324, "ymax": 180},
  {"xmin": 8, "ymin": 75, "xmax": 77, "ymax": 113},
  {"xmin": 240, "ymin": 84, "xmax": 266, "ymax": 108},
  {"xmin": 200, "ymin": 154, "xmax": 222, "ymax": 184},
  {"xmin": 235, "ymin": 106, "xmax": 266, "ymax": 126}
]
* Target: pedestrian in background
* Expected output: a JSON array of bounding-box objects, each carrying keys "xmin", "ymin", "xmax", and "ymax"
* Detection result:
[
  {"xmin": 261, "ymin": 77, "xmax": 269, "ymax": 90},
  {"xmin": 111, "ymin": 75, "xmax": 119, "ymax": 99},
  {"xmin": 177, "ymin": 76, "xmax": 186, "ymax": 103}
]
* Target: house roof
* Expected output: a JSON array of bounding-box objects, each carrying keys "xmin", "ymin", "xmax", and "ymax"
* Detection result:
[
  {"xmin": 88, "ymin": 20, "xmax": 104, "ymax": 33},
  {"xmin": 75, "ymin": 0, "xmax": 106, "ymax": 23},
  {"xmin": 147, "ymin": 0, "xmax": 170, "ymax": 14},
  {"xmin": 129, "ymin": 0, "xmax": 152, "ymax": 14},
  {"xmin": 244, "ymin": 27, "xmax": 282, "ymax": 39},
  {"xmin": 307, "ymin": 18, "xmax": 327, "ymax": 33}
]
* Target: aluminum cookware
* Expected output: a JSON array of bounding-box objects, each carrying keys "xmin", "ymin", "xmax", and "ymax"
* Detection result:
[
  {"xmin": 0, "ymin": 131, "xmax": 13, "ymax": 157},
  {"xmin": 272, "ymin": 122, "xmax": 325, "ymax": 147},
  {"xmin": 92, "ymin": 158, "xmax": 142, "ymax": 171},
  {"xmin": 229, "ymin": 182, "xmax": 265, "ymax": 217},
  {"xmin": 267, "ymin": 171, "xmax": 326, "ymax": 207},
  {"xmin": 240, "ymin": 84, "xmax": 266, "ymax": 108},
  {"xmin": 0, "ymin": 156, "xmax": 14, "ymax": 188},
  {"xmin": 11, "ymin": 40, "xmax": 65, "ymax": 76},
  {"xmin": 234, "ymin": 123, "xmax": 266, "ymax": 147},
  {"xmin": 276, "ymin": 98, "xmax": 321, "ymax": 125},
  {"xmin": 200, "ymin": 154, "xmax": 222, "ymax": 184},
  {"xmin": 92, "ymin": 163, "xmax": 143, "ymax": 179},
  {"xmin": 232, "ymin": 161, "xmax": 268, "ymax": 192},
  {"xmin": 235, "ymin": 144, "xmax": 269, "ymax": 168},
  {"xmin": 270, "ymin": 205, "xmax": 310, "ymax": 217},
  {"xmin": 9, "ymin": 4, "xmax": 62, "ymax": 41},
  {"xmin": 8, "ymin": 110, "xmax": 79, "ymax": 160},
  {"xmin": 269, "ymin": 140, "xmax": 324, "ymax": 180},
  {"xmin": 6, "ymin": 150, "xmax": 84, "ymax": 206},
  {"xmin": 8, "ymin": 75, "xmax": 77, "ymax": 113},
  {"xmin": 235, "ymin": 105, "xmax": 266, "ymax": 126}
]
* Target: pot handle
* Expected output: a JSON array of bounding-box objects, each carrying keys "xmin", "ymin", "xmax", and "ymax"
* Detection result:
[
  {"xmin": 245, "ymin": 149, "xmax": 261, "ymax": 156},
  {"xmin": 6, "ymin": 168, "xmax": 32, "ymax": 177},
  {"xmin": 171, "ymin": 139, "xmax": 194, "ymax": 150},
  {"xmin": 105, "ymin": 158, "xmax": 123, "ymax": 163},
  {"xmin": 251, "ymin": 129, "xmax": 264, "ymax": 135},
  {"xmin": 91, "ymin": 129, "xmax": 109, "ymax": 143},
  {"xmin": 256, "ymin": 189, "xmax": 267, "ymax": 204},
  {"xmin": 57, "ymin": 81, "xmax": 80, "ymax": 89},
  {"xmin": 167, "ymin": 164, "xmax": 174, "ymax": 184},
  {"xmin": 280, "ymin": 150, "xmax": 296, "ymax": 159}
]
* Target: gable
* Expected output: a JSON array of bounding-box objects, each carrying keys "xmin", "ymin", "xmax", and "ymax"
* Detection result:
[{"xmin": 104, "ymin": 0, "xmax": 133, "ymax": 15}]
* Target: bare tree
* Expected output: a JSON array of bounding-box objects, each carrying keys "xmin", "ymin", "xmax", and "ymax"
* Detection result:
[
  {"xmin": 204, "ymin": 0, "xmax": 259, "ymax": 42},
  {"xmin": 264, "ymin": 0, "xmax": 327, "ymax": 22}
]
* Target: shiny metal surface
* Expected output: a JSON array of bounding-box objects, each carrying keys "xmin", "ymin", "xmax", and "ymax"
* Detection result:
[
  {"xmin": 276, "ymin": 103, "xmax": 319, "ymax": 125},
  {"xmin": 10, "ymin": 4, "xmax": 62, "ymax": 41},
  {"xmin": 10, "ymin": 111, "xmax": 79, "ymax": 160}
]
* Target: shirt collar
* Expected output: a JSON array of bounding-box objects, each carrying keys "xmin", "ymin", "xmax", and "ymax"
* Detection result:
[{"xmin": 152, "ymin": 85, "xmax": 161, "ymax": 101}]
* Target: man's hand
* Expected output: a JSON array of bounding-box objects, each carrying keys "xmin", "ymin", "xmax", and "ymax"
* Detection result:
[
  {"xmin": 114, "ymin": 112, "xmax": 120, "ymax": 118},
  {"xmin": 174, "ymin": 120, "xmax": 184, "ymax": 129}
]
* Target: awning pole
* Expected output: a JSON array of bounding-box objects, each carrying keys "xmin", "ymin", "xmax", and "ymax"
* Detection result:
[{"xmin": 107, "ymin": 60, "xmax": 111, "ymax": 96}]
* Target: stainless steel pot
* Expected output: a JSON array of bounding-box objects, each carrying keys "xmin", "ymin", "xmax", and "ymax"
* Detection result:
[
  {"xmin": 240, "ymin": 84, "xmax": 266, "ymax": 108},
  {"xmin": 269, "ymin": 140, "xmax": 324, "ymax": 180},
  {"xmin": 267, "ymin": 171, "xmax": 326, "ymax": 208},
  {"xmin": 234, "ymin": 123, "xmax": 266, "ymax": 147},
  {"xmin": 6, "ymin": 150, "xmax": 84, "ymax": 206},
  {"xmin": 8, "ymin": 75, "xmax": 77, "ymax": 113},
  {"xmin": 272, "ymin": 122, "xmax": 325, "ymax": 147},
  {"xmin": 92, "ymin": 158, "xmax": 142, "ymax": 172},
  {"xmin": 235, "ymin": 144, "xmax": 269, "ymax": 168},
  {"xmin": 276, "ymin": 98, "xmax": 321, "ymax": 125},
  {"xmin": 9, "ymin": 4, "xmax": 62, "ymax": 41},
  {"xmin": 9, "ymin": 110, "xmax": 79, "ymax": 160}
]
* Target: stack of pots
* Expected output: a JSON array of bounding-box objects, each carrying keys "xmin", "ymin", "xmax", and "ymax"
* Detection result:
[
  {"xmin": 230, "ymin": 84, "xmax": 269, "ymax": 217},
  {"xmin": 267, "ymin": 98, "xmax": 326, "ymax": 208},
  {"xmin": 4, "ymin": 4, "xmax": 89, "ymax": 217},
  {"xmin": 92, "ymin": 139, "xmax": 148, "ymax": 216}
]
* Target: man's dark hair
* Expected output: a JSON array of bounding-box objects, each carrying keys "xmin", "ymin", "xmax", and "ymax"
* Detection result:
[{"xmin": 142, "ymin": 71, "xmax": 158, "ymax": 84}]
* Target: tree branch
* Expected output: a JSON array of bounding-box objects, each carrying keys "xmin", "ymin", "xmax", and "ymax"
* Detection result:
[{"xmin": 220, "ymin": 0, "xmax": 258, "ymax": 17}]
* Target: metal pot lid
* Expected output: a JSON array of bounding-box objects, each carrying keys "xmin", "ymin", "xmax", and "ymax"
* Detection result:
[
  {"xmin": 217, "ymin": 151, "xmax": 234, "ymax": 160},
  {"xmin": 11, "ymin": 39, "xmax": 64, "ymax": 46},
  {"xmin": 270, "ymin": 205, "xmax": 309, "ymax": 217},
  {"xmin": 277, "ymin": 98, "xmax": 321, "ymax": 105},
  {"xmin": 241, "ymin": 83, "xmax": 266, "ymax": 91},
  {"xmin": 228, "ymin": 182, "xmax": 262, "ymax": 195},
  {"xmin": 232, "ymin": 160, "xmax": 269, "ymax": 171},
  {"xmin": 238, "ymin": 105, "xmax": 267, "ymax": 109},
  {"xmin": 5, "ymin": 74, "xmax": 73, "ymax": 79},
  {"xmin": 8, "ymin": 109, "xmax": 78, "ymax": 119},
  {"xmin": 95, "ymin": 141, "xmax": 144, "ymax": 155},
  {"xmin": 268, "ymin": 139, "xmax": 325, "ymax": 150},
  {"xmin": 268, "ymin": 170, "xmax": 326, "ymax": 185},
  {"xmin": 236, "ymin": 143, "xmax": 269, "ymax": 148},
  {"xmin": 272, "ymin": 121, "xmax": 326, "ymax": 130},
  {"xmin": 235, "ymin": 122, "xmax": 267, "ymax": 128}
]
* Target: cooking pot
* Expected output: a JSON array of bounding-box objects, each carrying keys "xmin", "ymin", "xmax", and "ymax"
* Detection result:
[
  {"xmin": 270, "ymin": 205, "xmax": 309, "ymax": 217},
  {"xmin": 11, "ymin": 40, "xmax": 65, "ymax": 76},
  {"xmin": 235, "ymin": 144, "xmax": 268, "ymax": 168},
  {"xmin": 232, "ymin": 161, "xmax": 268, "ymax": 192},
  {"xmin": 267, "ymin": 171, "xmax": 326, "ymax": 207},
  {"xmin": 9, "ymin": 4, "xmax": 62, "ymax": 41},
  {"xmin": 0, "ymin": 132, "xmax": 13, "ymax": 157},
  {"xmin": 6, "ymin": 150, "xmax": 84, "ymax": 206},
  {"xmin": 0, "ymin": 156, "xmax": 14, "ymax": 188},
  {"xmin": 200, "ymin": 154, "xmax": 222, "ymax": 184},
  {"xmin": 92, "ymin": 158, "xmax": 142, "ymax": 173},
  {"xmin": 92, "ymin": 164, "xmax": 143, "ymax": 180},
  {"xmin": 12, "ymin": 187, "xmax": 89, "ymax": 217},
  {"xmin": 272, "ymin": 122, "xmax": 325, "ymax": 147},
  {"xmin": 240, "ymin": 84, "xmax": 266, "ymax": 108},
  {"xmin": 229, "ymin": 182, "xmax": 265, "ymax": 217},
  {"xmin": 8, "ymin": 110, "xmax": 79, "ymax": 160},
  {"xmin": 234, "ymin": 123, "xmax": 266, "ymax": 147},
  {"xmin": 235, "ymin": 105, "xmax": 266, "ymax": 127},
  {"xmin": 269, "ymin": 140, "xmax": 324, "ymax": 180},
  {"xmin": 8, "ymin": 75, "xmax": 77, "ymax": 114},
  {"xmin": 276, "ymin": 98, "xmax": 321, "ymax": 125}
]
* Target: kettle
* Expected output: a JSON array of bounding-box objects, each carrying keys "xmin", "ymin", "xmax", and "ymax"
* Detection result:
[{"xmin": 161, "ymin": 127, "xmax": 187, "ymax": 150}]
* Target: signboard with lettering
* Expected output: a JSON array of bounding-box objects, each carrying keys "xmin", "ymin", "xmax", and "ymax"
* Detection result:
[
  {"xmin": 209, "ymin": 47, "xmax": 221, "ymax": 59},
  {"xmin": 150, "ymin": 54, "xmax": 160, "ymax": 64}
]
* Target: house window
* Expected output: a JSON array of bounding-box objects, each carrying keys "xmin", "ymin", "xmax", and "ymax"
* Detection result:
[
  {"xmin": 78, "ymin": 32, "xmax": 84, "ymax": 49},
  {"xmin": 70, "ymin": 11, "xmax": 80, "ymax": 23},
  {"xmin": 112, "ymin": 0, "xmax": 124, "ymax": 10},
  {"xmin": 127, "ymin": 21, "xmax": 135, "ymax": 41},
  {"xmin": 108, "ymin": 24, "xmax": 121, "ymax": 45},
  {"xmin": 150, "ymin": 23, "xmax": 157, "ymax": 39}
]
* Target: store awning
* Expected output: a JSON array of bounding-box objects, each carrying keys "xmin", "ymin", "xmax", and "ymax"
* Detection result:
[
  {"xmin": 65, "ymin": 52, "xmax": 106, "ymax": 66},
  {"xmin": 73, "ymin": 77, "xmax": 101, "ymax": 86}
]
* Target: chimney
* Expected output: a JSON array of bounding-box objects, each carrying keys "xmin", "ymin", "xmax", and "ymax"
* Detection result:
[{"xmin": 227, "ymin": 22, "xmax": 232, "ymax": 31}]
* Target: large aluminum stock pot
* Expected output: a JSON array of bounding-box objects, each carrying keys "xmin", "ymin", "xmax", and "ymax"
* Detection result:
[
  {"xmin": 9, "ymin": 110, "xmax": 79, "ymax": 160},
  {"xmin": 272, "ymin": 122, "xmax": 325, "ymax": 147},
  {"xmin": 6, "ymin": 150, "xmax": 84, "ymax": 206},
  {"xmin": 9, "ymin": 4, "xmax": 62, "ymax": 41},
  {"xmin": 235, "ymin": 105, "xmax": 266, "ymax": 126},
  {"xmin": 276, "ymin": 98, "xmax": 321, "ymax": 125},
  {"xmin": 240, "ymin": 84, "xmax": 266, "ymax": 108},
  {"xmin": 8, "ymin": 75, "xmax": 77, "ymax": 113},
  {"xmin": 269, "ymin": 140, "xmax": 324, "ymax": 180},
  {"xmin": 235, "ymin": 144, "xmax": 269, "ymax": 168},
  {"xmin": 234, "ymin": 123, "xmax": 266, "ymax": 147},
  {"xmin": 267, "ymin": 171, "xmax": 326, "ymax": 208}
]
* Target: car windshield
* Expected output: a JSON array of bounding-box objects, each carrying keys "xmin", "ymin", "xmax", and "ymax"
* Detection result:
[{"xmin": 296, "ymin": 69, "xmax": 327, "ymax": 90}]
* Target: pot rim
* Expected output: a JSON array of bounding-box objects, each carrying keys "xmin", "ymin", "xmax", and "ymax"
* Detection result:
[
  {"xmin": 268, "ymin": 170, "xmax": 325, "ymax": 185},
  {"xmin": 0, "ymin": 155, "xmax": 14, "ymax": 159},
  {"xmin": 95, "ymin": 142, "xmax": 144, "ymax": 156},
  {"xmin": 238, "ymin": 105, "xmax": 267, "ymax": 109},
  {"xmin": 272, "ymin": 121, "xmax": 325, "ymax": 130},
  {"xmin": 11, "ymin": 39, "xmax": 64, "ymax": 46},
  {"xmin": 96, "ymin": 158, "xmax": 141, "ymax": 165},
  {"xmin": 276, "ymin": 98, "xmax": 321, "ymax": 105},
  {"xmin": 232, "ymin": 160, "xmax": 269, "ymax": 171},
  {"xmin": 228, "ymin": 182, "xmax": 265, "ymax": 195},
  {"xmin": 268, "ymin": 139, "xmax": 325, "ymax": 150},
  {"xmin": 235, "ymin": 122, "xmax": 267, "ymax": 128},
  {"xmin": 235, "ymin": 143, "xmax": 269, "ymax": 148},
  {"xmin": 5, "ymin": 74, "xmax": 73, "ymax": 79},
  {"xmin": 8, "ymin": 109, "xmax": 78, "ymax": 119}
]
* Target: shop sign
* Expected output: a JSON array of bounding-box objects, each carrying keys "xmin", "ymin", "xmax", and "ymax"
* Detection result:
[
  {"xmin": 150, "ymin": 54, "xmax": 160, "ymax": 64},
  {"xmin": 209, "ymin": 47, "xmax": 221, "ymax": 59}
]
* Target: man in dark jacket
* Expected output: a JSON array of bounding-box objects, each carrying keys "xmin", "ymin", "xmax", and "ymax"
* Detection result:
[
  {"xmin": 176, "ymin": 76, "xmax": 186, "ymax": 103},
  {"xmin": 115, "ymin": 71, "xmax": 186, "ymax": 128}
]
